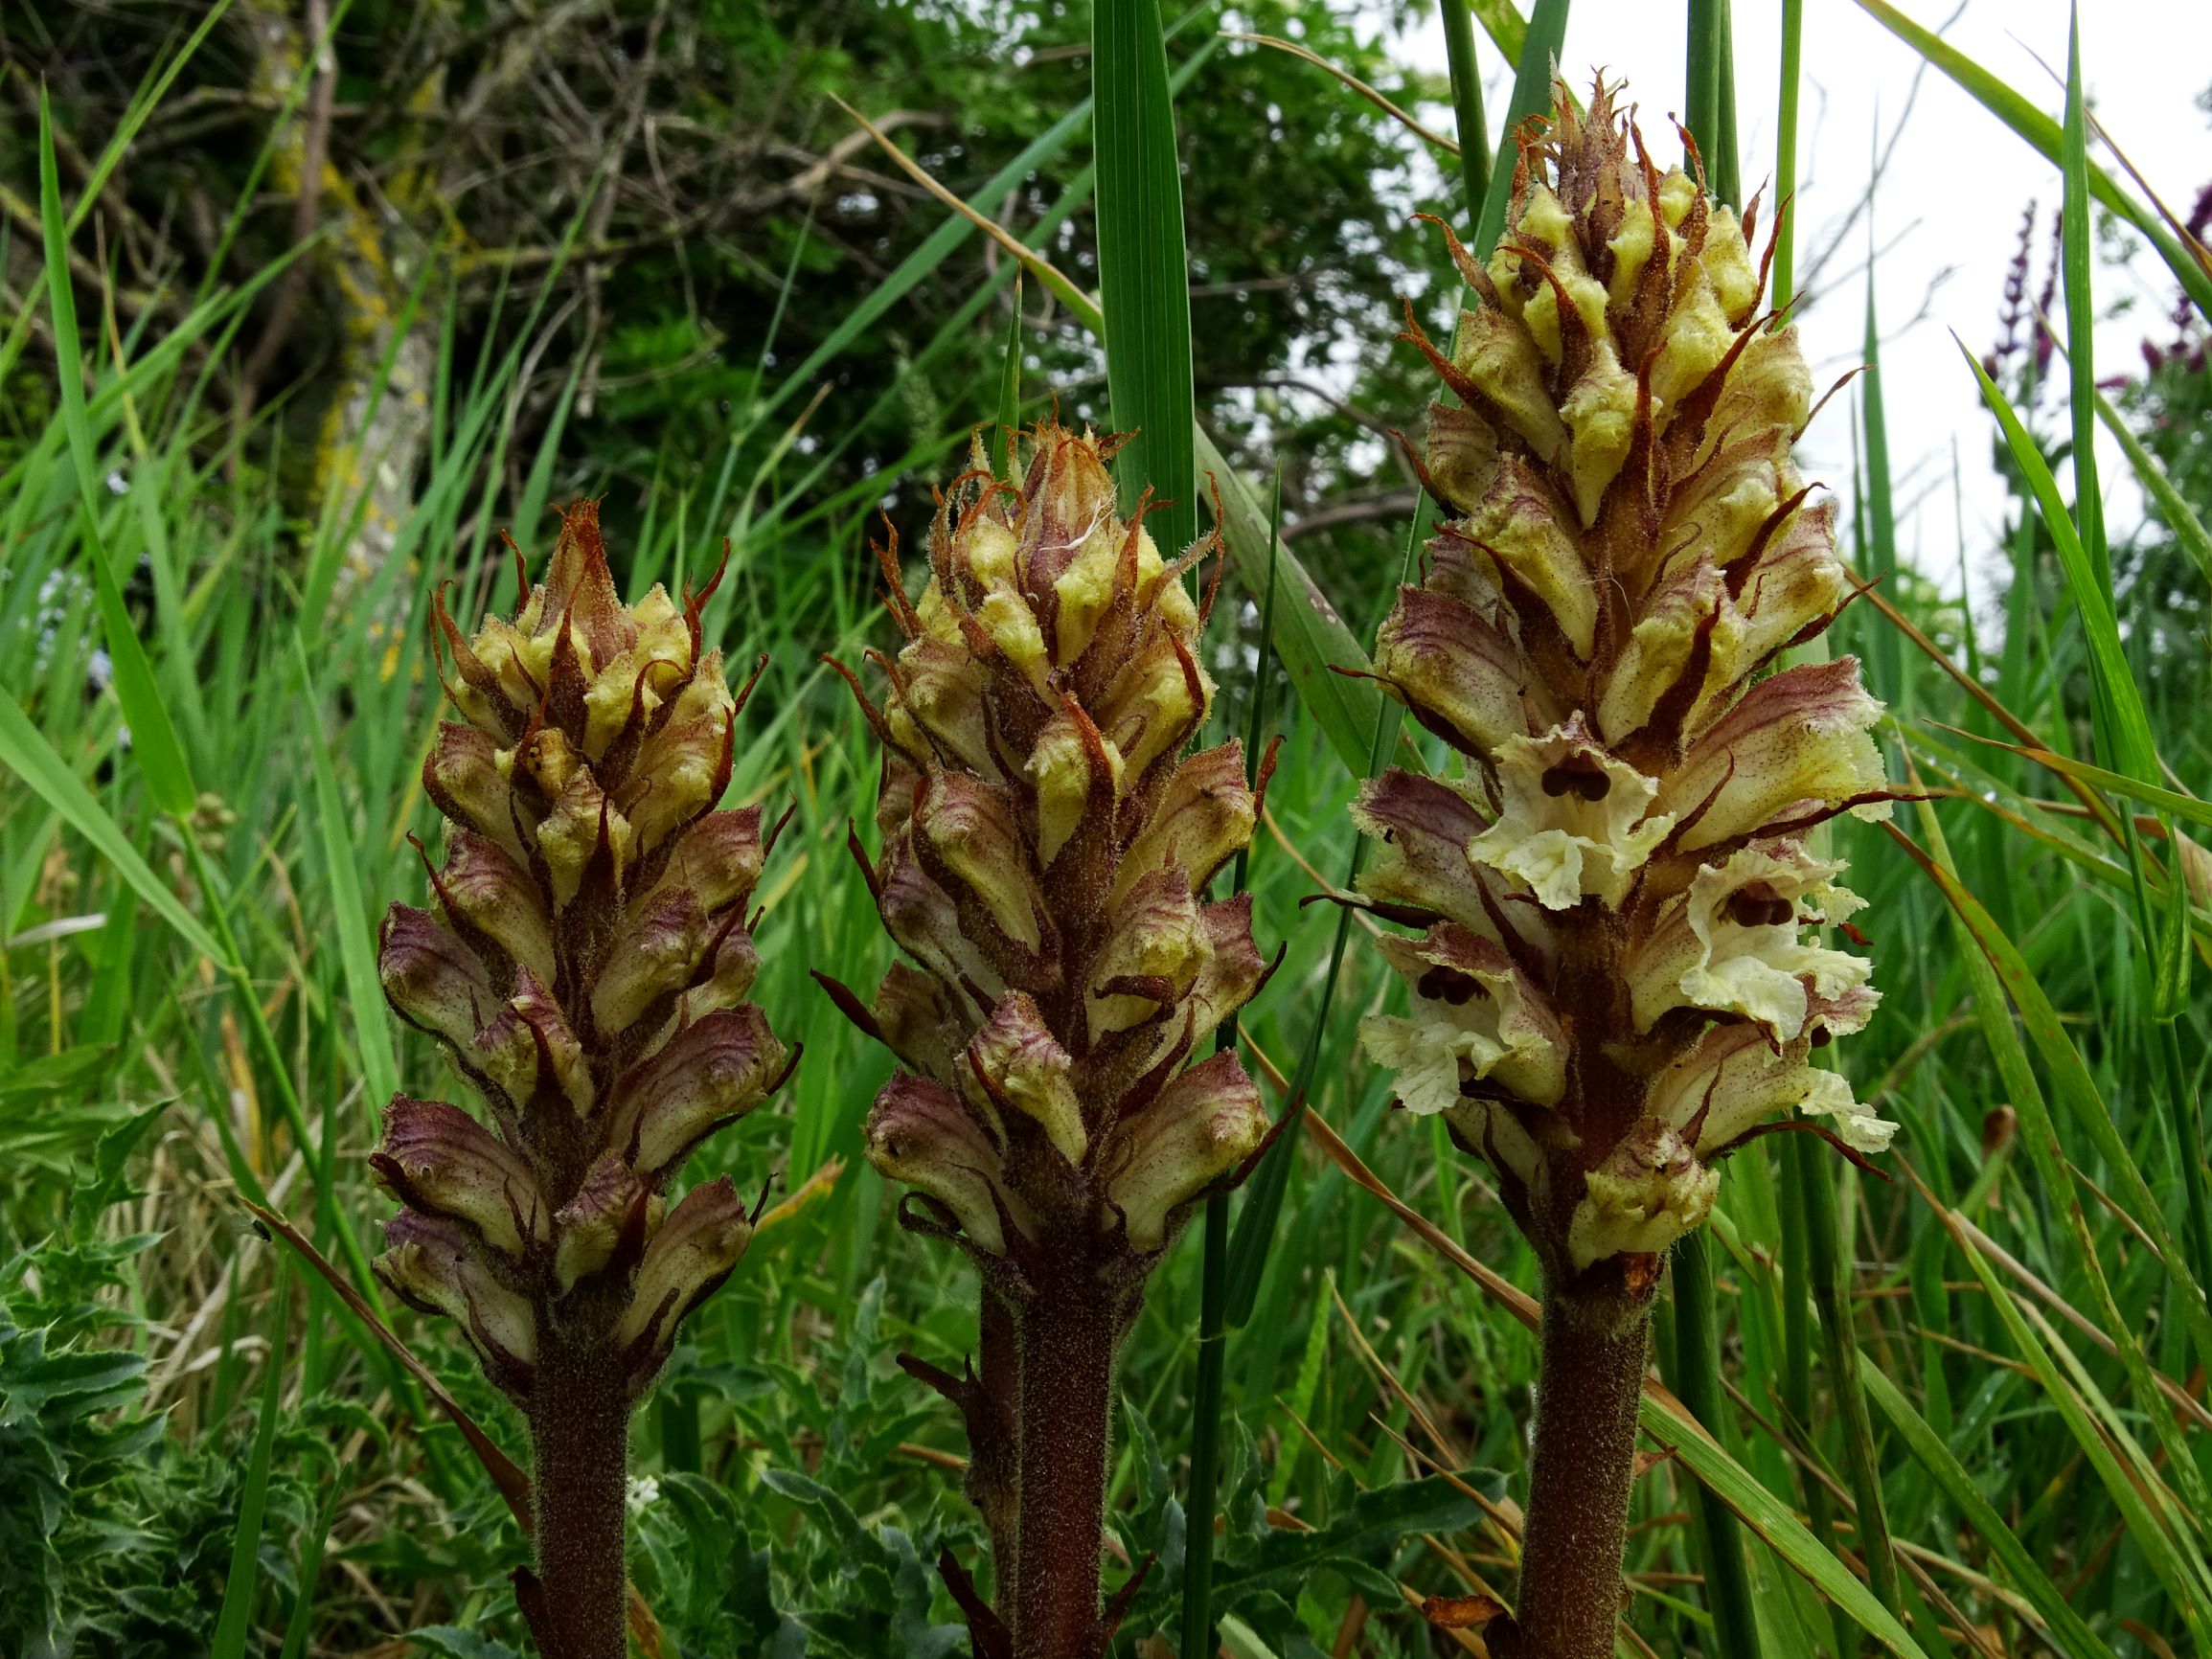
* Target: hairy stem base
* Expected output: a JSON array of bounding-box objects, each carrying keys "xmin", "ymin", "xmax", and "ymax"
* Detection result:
[
  {"xmin": 524, "ymin": 1333, "xmax": 631, "ymax": 1659},
  {"xmin": 1010, "ymin": 1275, "xmax": 1119, "ymax": 1659},
  {"xmin": 1503, "ymin": 1283, "xmax": 1650, "ymax": 1659}
]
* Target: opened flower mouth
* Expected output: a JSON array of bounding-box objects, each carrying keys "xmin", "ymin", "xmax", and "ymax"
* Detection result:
[{"xmin": 1358, "ymin": 78, "xmax": 1892, "ymax": 1292}]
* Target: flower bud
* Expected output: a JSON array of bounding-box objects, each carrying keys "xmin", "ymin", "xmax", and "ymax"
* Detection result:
[
  {"xmin": 1097, "ymin": 1054, "xmax": 1269, "ymax": 1250},
  {"xmin": 378, "ymin": 1211, "xmax": 536, "ymax": 1397},
  {"xmin": 379, "ymin": 905, "xmax": 493, "ymax": 1052},
  {"xmin": 371, "ymin": 1096, "xmax": 549, "ymax": 1261},
  {"xmin": 865, "ymin": 1074, "xmax": 1026, "ymax": 1253},
  {"xmin": 845, "ymin": 423, "xmax": 1268, "ymax": 1270},
  {"xmin": 377, "ymin": 501, "xmax": 783, "ymax": 1420},
  {"xmin": 616, "ymin": 1177, "xmax": 756, "ymax": 1387}
]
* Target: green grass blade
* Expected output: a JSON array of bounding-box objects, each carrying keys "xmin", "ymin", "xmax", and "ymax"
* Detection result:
[
  {"xmin": 1944, "ymin": 1218, "xmax": 2212, "ymax": 1640},
  {"xmin": 211, "ymin": 1261, "xmax": 292, "ymax": 1659},
  {"xmin": 1891, "ymin": 824, "xmax": 2212, "ymax": 1379},
  {"xmin": 1959, "ymin": 343, "xmax": 2155, "ymax": 783},
  {"xmin": 1670, "ymin": 1233, "xmax": 1763, "ymax": 1659},
  {"xmin": 0, "ymin": 689, "xmax": 223, "ymax": 965},
  {"xmin": 994, "ymin": 271, "xmax": 1024, "ymax": 480},
  {"xmin": 1472, "ymin": 0, "xmax": 1571, "ymax": 258},
  {"xmin": 295, "ymin": 639, "xmax": 399, "ymax": 1115},
  {"xmin": 1643, "ymin": 1394, "xmax": 1929, "ymax": 1657},
  {"xmin": 1686, "ymin": 0, "xmax": 1731, "ymax": 205},
  {"xmin": 1095, "ymin": 0, "xmax": 1197, "ymax": 554},
  {"xmin": 1772, "ymin": 0, "xmax": 1804, "ymax": 313},
  {"xmin": 1862, "ymin": 1350, "xmax": 2119, "ymax": 1656},
  {"xmin": 2059, "ymin": 11, "xmax": 2104, "ymax": 580},
  {"xmin": 1182, "ymin": 477, "xmax": 1282, "ymax": 1659},
  {"xmin": 2094, "ymin": 385, "xmax": 2212, "ymax": 585},
  {"xmin": 39, "ymin": 92, "xmax": 196, "ymax": 822},
  {"xmin": 760, "ymin": 95, "xmax": 1099, "ymax": 430},
  {"xmin": 1197, "ymin": 427, "xmax": 1380, "ymax": 773},
  {"xmin": 1856, "ymin": 0, "xmax": 2212, "ymax": 320},
  {"xmin": 1437, "ymin": 0, "xmax": 1493, "ymax": 214}
]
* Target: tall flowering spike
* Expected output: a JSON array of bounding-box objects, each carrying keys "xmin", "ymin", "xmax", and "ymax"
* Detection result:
[
  {"xmin": 836, "ymin": 423, "xmax": 1270, "ymax": 1658},
  {"xmin": 1361, "ymin": 80, "xmax": 1892, "ymax": 1659},
  {"xmin": 375, "ymin": 502, "xmax": 788, "ymax": 1659}
]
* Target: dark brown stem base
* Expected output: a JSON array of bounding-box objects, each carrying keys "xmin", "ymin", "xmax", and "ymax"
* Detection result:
[
  {"xmin": 520, "ymin": 1335, "xmax": 632, "ymax": 1659},
  {"xmin": 1009, "ymin": 1274, "xmax": 1120, "ymax": 1659},
  {"xmin": 1498, "ymin": 1284, "xmax": 1651, "ymax": 1659}
]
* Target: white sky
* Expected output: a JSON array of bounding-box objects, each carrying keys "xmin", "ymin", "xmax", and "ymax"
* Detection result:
[{"xmin": 1391, "ymin": 0, "xmax": 2211, "ymax": 608}]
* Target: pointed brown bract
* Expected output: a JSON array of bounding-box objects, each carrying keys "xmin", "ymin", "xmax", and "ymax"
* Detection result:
[
  {"xmin": 1359, "ymin": 80, "xmax": 1892, "ymax": 1659},
  {"xmin": 374, "ymin": 502, "xmax": 787, "ymax": 1659},
  {"xmin": 838, "ymin": 423, "xmax": 1269, "ymax": 1658}
]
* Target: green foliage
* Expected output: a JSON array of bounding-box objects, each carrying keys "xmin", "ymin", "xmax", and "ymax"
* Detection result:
[{"xmin": 6, "ymin": 4, "xmax": 2212, "ymax": 1656}]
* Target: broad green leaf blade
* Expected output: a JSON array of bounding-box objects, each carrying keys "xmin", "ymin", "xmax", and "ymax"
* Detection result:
[
  {"xmin": 0, "ymin": 689, "xmax": 223, "ymax": 965},
  {"xmin": 1095, "ymin": 0, "xmax": 1197, "ymax": 555}
]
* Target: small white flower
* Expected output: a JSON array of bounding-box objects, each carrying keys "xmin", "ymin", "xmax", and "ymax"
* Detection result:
[
  {"xmin": 1469, "ymin": 717, "xmax": 1672, "ymax": 910},
  {"xmin": 626, "ymin": 1473, "xmax": 661, "ymax": 1517},
  {"xmin": 1630, "ymin": 841, "xmax": 1876, "ymax": 1041},
  {"xmin": 1359, "ymin": 925, "xmax": 1566, "ymax": 1113}
]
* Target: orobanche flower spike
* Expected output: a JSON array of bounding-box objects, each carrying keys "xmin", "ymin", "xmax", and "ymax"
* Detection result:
[
  {"xmin": 825, "ymin": 423, "xmax": 1274, "ymax": 1659},
  {"xmin": 376, "ymin": 504, "xmax": 792, "ymax": 1658},
  {"xmin": 1361, "ymin": 80, "xmax": 1893, "ymax": 1659}
]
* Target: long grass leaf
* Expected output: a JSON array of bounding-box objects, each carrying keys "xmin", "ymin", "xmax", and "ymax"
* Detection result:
[
  {"xmin": 211, "ymin": 1261, "xmax": 291, "ymax": 1659},
  {"xmin": 1959, "ymin": 343, "xmax": 2155, "ymax": 783},
  {"xmin": 1886, "ymin": 823, "xmax": 2212, "ymax": 1376},
  {"xmin": 0, "ymin": 689, "xmax": 222, "ymax": 965},
  {"xmin": 1096, "ymin": 0, "xmax": 1196, "ymax": 553},
  {"xmin": 1860, "ymin": 1365, "xmax": 2120, "ymax": 1659},
  {"xmin": 38, "ymin": 93, "xmax": 195, "ymax": 821},
  {"xmin": 1856, "ymin": 0, "xmax": 2212, "ymax": 319},
  {"xmin": 295, "ymin": 639, "xmax": 399, "ymax": 1114}
]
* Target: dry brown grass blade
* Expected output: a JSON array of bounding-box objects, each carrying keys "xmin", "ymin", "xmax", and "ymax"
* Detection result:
[
  {"xmin": 242, "ymin": 1196, "xmax": 534, "ymax": 1528},
  {"xmin": 1221, "ymin": 33, "xmax": 1461, "ymax": 154},
  {"xmin": 1859, "ymin": 580, "xmax": 2124, "ymax": 844},
  {"xmin": 1896, "ymin": 1162, "xmax": 2212, "ymax": 1432},
  {"xmin": 247, "ymin": 1196, "xmax": 673, "ymax": 1644},
  {"xmin": 826, "ymin": 93, "xmax": 1098, "ymax": 329},
  {"xmin": 1301, "ymin": 1104, "xmax": 1538, "ymax": 1329}
]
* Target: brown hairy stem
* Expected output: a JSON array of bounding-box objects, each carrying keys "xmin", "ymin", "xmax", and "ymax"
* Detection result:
[
  {"xmin": 1498, "ymin": 1283, "xmax": 1650, "ymax": 1659},
  {"xmin": 1010, "ymin": 1272, "xmax": 1122, "ymax": 1659},
  {"xmin": 523, "ymin": 1329, "xmax": 632, "ymax": 1659}
]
